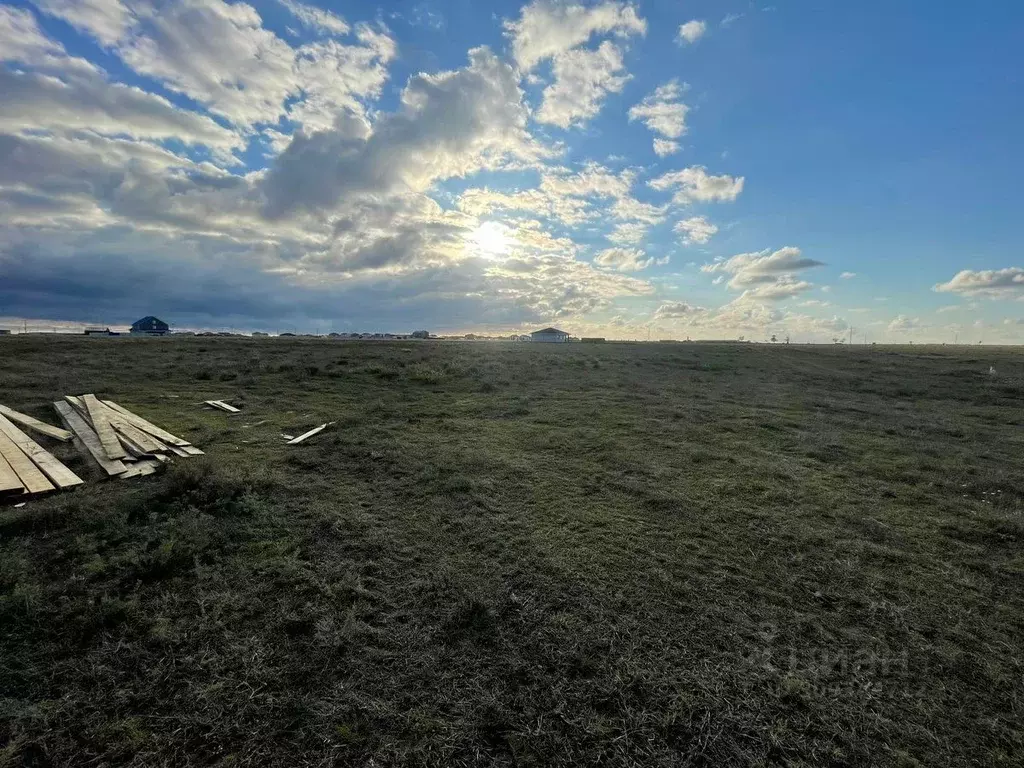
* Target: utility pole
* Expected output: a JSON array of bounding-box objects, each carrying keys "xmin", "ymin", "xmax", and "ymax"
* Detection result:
[{"xmin": 848, "ymin": 326, "xmax": 854, "ymax": 346}]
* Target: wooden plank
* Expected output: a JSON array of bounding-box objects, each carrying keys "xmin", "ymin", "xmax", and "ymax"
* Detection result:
[
  {"xmin": 181, "ymin": 445, "xmax": 205, "ymax": 456},
  {"xmin": 0, "ymin": 414, "xmax": 83, "ymax": 489},
  {"xmin": 81, "ymin": 394, "xmax": 127, "ymax": 460},
  {"xmin": 0, "ymin": 429, "xmax": 54, "ymax": 494},
  {"xmin": 102, "ymin": 401, "xmax": 192, "ymax": 447},
  {"xmin": 53, "ymin": 402, "xmax": 127, "ymax": 476},
  {"xmin": 286, "ymin": 422, "xmax": 332, "ymax": 445},
  {"xmin": 0, "ymin": 451, "xmax": 24, "ymax": 495},
  {"xmin": 0, "ymin": 404, "xmax": 73, "ymax": 442},
  {"xmin": 205, "ymin": 400, "xmax": 241, "ymax": 413},
  {"xmin": 106, "ymin": 412, "xmax": 167, "ymax": 454}
]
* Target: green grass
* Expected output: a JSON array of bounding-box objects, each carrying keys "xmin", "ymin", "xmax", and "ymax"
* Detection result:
[{"xmin": 1, "ymin": 336, "xmax": 1022, "ymax": 766}]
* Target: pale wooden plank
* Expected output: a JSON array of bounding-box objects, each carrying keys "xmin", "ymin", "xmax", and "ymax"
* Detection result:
[
  {"xmin": 286, "ymin": 422, "xmax": 333, "ymax": 445},
  {"xmin": 0, "ymin": 429, "xmax": 55, "ymax": 494},
  {"xmin": 102, "ymin": 401, "xmax": 192, "ymax": 447},
  {"xmin": 0, "ymin": 451, "xmax": 24, "ymax": 495},
  {"xmin": 181, "ymin": 445, "xmax": 205, "ymax": 456},
  {"xmin": 132, "ymin": 459, "xmax": 161, "ymax": 476},
  {"xmin": 81, "ymin": 394, "xmax": 127, "ymax": 460},
  {"xmin": 53, "ymin": 402, "xmax": 127, "ymax": 476},
  {"xmin": 205, "ymin": 400, "xmax": 241, "ymax": 413},
  {"xmin": 106, "ymin": 412, "xmax": 167, "ymax": 454},
  {"xmin": 0, "ymin": 414, "xmax": 83, "ymax": 489},
  {"xmin": 0, "ymin": 404, "xmax": 73, "ymax": 442}
]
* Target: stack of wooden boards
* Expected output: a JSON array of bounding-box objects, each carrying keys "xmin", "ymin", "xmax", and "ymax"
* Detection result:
[
  {"xmin": 53, "ymin": 395, "xmax": 204, "ymax": 480},
  {"xmin": 1, "ymin": 396, "xmax": 206, "ymax": 499},
  {"xmin": 0, "ymin": 404, "xmax": 84, "ymax": 498}
]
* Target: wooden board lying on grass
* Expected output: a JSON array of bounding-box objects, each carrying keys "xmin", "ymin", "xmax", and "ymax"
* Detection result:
[
  {"xmin": 104, "ymin": 411, "xmax": 167, "ymax": 454},
  {"xmin": 0, "ymin": 405, "xmax": 73, "ymax": 442},
  {"xmin": 0, "ymin": 429, "xmax": 54, "ymax": 494},
  {"xmin": 53, "ymin": 402, "xmax": 127, "ymax": 477},
  {"xmin": 0, "ymin": 451, "xmax": 24, "ymax": 496},
  {"xmin": 102, "ymin": 401, "xmax": 192, "ymax": 447},
  {"xmin": 286, "ymin": 422, "xmax": 334, "ymax": 445},
  {"xmin": 0, "ymin": 414, "xmax": 83, "ymax": 489},
  {"xmin": 205, "ymin": 400, "xmax": 240, "ymax": 413},
  {"xmin": 81, "ymin": 394, "xmax": 127, "ymax": 460}
]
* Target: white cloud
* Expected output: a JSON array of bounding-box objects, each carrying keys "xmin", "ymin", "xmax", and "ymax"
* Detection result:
[
  {"xmin": 32, "ymin": 0, "xmax": 134, "ymax": 47},
  {"xmin": 458, "ymin": 163, "xmax": 634, "ymax": 226},
  {"xmin": 934, "ymin": 268, "xmax": 1024, "ymax": 299},
  {"xmin": 607, "ymin": 221, "xmax": 648, "ymax": 245},
  {"xmin": 649, "ymin": 165, "xmax": 744, "ymax": 205},
  {"xmin": 702, "ymin": 246, "xmax": 823, "ymax": 299},
  {"xmin": 674, "ymin": 215, "xmax": 717, "ymax": 245},
  {"xmin": 504, "ymin": 0, "xmax": 646, "ymax": 71},
  {"xmin": 0, "ymin": 6, "xmax": 242, "ymax": 153},
  {"xmin": 677, "ymin": 20, "xmax": 706, "ymax": 44},
  {"xmin": 629, "ymin": 79, "xmax": 689, "ymax": 153},
  {"xmin": 263, "ymin": 47, "xmax": 544, "ymax": 217},
  {"xmin": 839, "ymin": 271, "xmax": 856, "ymax": 279},
  {"xmin": 594, "ymin": 247, "xmax": 665, "ymax": 272},
  {"xmin": 654, "ymin": 301, "xmax": 700, "ymax": 319},
  {"xmin": 278, "ymin": 0, "xmax": 349, "ymax": 36},
  {"xmin": 32, "ymin": 0, "xmax": 396, "ymax": 131},
  {"xmin": 536, "ymin": 41, "xmax": 630, "ymax": 128},
  {"xmin": 652, "ymin": 138, "xmax": 679, "ymax": 156},
  {"xmin": 888, "ymin": 315, "xmax": 921, "ymax": 333},
  {"xmin": 935, "ymin": 305, "xmax": 961, "ymax": 314}
]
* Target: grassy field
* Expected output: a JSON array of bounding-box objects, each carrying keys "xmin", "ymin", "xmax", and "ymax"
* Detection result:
[{"xmin": 1, "ymin": 336, "xmax": 1021, "ymax": 767}]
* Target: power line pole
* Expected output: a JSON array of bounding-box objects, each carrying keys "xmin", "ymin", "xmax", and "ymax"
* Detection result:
[{"xmin": 849, "ymin": 326, "xmax": 854, "ymax": 346}]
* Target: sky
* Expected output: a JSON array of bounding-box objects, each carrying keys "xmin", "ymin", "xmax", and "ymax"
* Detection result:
[{"xmin": 0, "ymin": 0, "xmax": 1022, "ymax": 341}]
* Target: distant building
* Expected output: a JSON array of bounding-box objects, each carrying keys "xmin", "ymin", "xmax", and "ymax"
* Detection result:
[
  {"xmin": 530, "ymin": 327, "xmax": 569, "ymax": 343},
  {"xmin": 411, "ymin": 330, "xmax": 430, "ymax": 339},
  {"xmin": 130, "ymin": 316, "xmax": 170, "ymax": 336},
  {"xmin": 84, "ymin": 326, "xmax": 113, "ymax": 336},
  {"xmin": 0, "ymin": 329, "xmax": 10, "ymax": 335}
]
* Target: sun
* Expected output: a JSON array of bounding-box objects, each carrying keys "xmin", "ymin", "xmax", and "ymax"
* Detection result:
[{"xmin": 468, "ymin": 221, "xmax": 511, "ymax": 258}]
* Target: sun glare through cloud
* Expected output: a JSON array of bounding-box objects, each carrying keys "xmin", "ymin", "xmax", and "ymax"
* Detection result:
[{"xmin": 467, "ymin": 221, "xmax": 512, "ymax": 259}]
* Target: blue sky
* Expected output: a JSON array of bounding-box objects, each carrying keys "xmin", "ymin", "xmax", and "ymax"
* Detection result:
[{"xmin": 1, "ymin": 0, "xmax": 1022, "ymax": 340}]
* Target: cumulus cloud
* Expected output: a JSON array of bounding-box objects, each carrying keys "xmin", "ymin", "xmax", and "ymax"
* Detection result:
[
  {"xmin": 702, "ymin": 246, "xmax": 823, "ymax": 299},
  {"xmin": 677, "ymin": 20, "xmax": 706, "ymax": 45},
  {"xmin": 504, "ymin": 0, "xmax": 646, "ymax": 71},
  {"xmin": 278, "ymin": 0, "xmax": 349, "ymax": 35},
  {"xmin": 629, "ymin": 79, "xmax": 689, "ymax": 155},
  {"xmin": 31, "ymin": 0, "xmax": 395, "ymax": 131},
  {"xmin": 674, "ymin": 215, "xmax": 717, "ymax": 245},
  {"xmin": 594, "ymin": 247, "xmax": 666, "ymax": 272},
  {"xmin": 649, "ymin": 165, "xmax": 744, "ymax": 205},
  {"xmin": 263, "ymin": 47, "xmax": 541, "ymax": 217},
  {"xmin": 654, "ymin": 301, "xmax": 699, "ymax": 319},
  {"xmin": 458, "ymin": 163, "xmax": 633, "ymax": 226},
  {"xmin": 840, "ymin": 271, "xmax": 856, "ymax": 279},
  {"xmin": 652, "ymin": 138, "xmax": 679, "ymax": 156},
  {"xmin": 607, "ymin": 221, "xmax": 648, "ymax": 245},
  {"xmin": 536, "ymin": 41, "xmax": 630, "ymax": 128},
  {"xmin": 32, "ymin": 0, "xmax": 134, "ymax": 46},
  {"xmin": 934, "ymin": 268, "xmax": 1024, "ymax": 299},
  {"xmin": 888, "ymin": 315, "xmax": 921, "ymax": 333}
]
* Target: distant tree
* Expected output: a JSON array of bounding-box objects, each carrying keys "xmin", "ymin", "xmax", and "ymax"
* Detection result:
[
  {"xmin": 770, "ymin": 334, "xmax": 777, "ymax": 343},
  {"xmin": 784, "ymin": 335, "xmax": 791, "ymax": 344}
]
